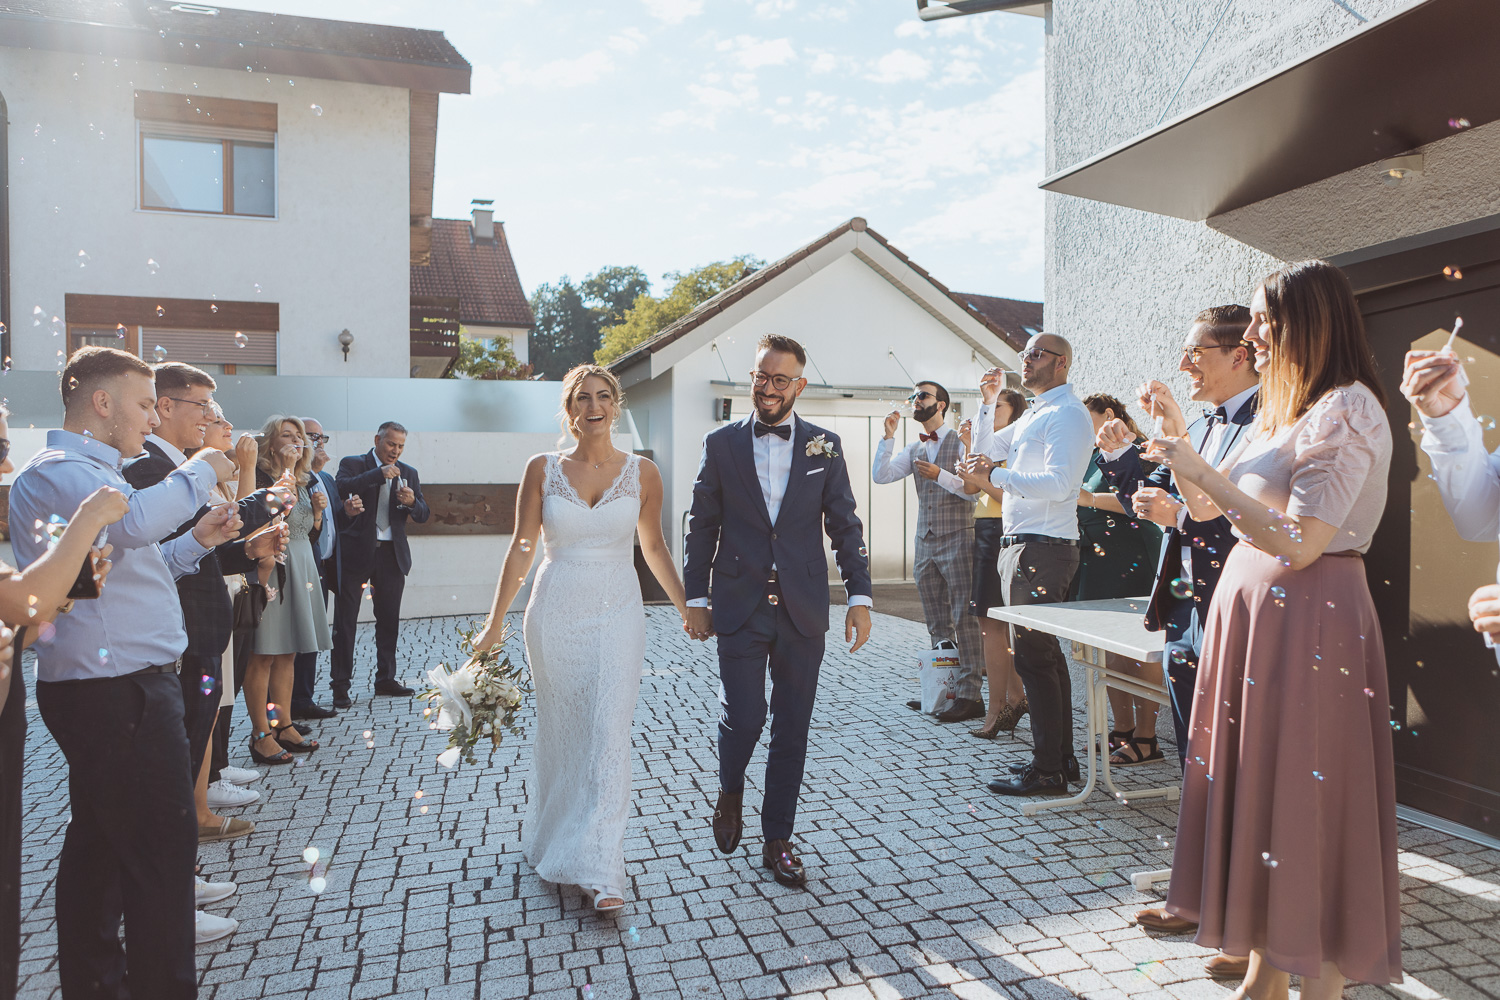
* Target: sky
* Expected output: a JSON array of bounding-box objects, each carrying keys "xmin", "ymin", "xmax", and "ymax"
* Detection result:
[{"xmin": 233, "ymin": 0, "xmax": 1047, "ymax": 302}]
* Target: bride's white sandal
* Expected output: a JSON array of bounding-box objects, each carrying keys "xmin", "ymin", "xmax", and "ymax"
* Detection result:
[{"xmin": 587, "ymin": 886, "xmax": 626, "ymax": 913}]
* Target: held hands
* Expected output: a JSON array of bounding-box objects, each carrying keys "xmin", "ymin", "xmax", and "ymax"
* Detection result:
[
  {"xmin": 191, "ymin": 502, "xmax": 243, "ymax": 548},
  {"xmin": 913, "ymin": 459, "xmax": 941, "ymax": 481},
  {"xmin": 979, "ymin": 367, "xmax": 1006, "ymax": 405},
  {"xmin": 845, "ymin": 604, "xmax": 872, "ymax": 653},
  {"xmin": 1096, "ymin": 417, "xmax": 1133, "ymax": 454},
  {"xmin": 197, "ymin": 448, "xmax": 237, "ymax": 482},
  {"xmin": 684, "ymin": 606, "xmax": 714, "ymax": 641},
  {"xmin": 882, "ymin": 410, "xmax": 900, "ymax": 439},
  {"xmin": 1401, "ymin": 349, "xmax": 1467, "ymax": 417},
  {"xmin": 89, "ymin": 544, "xmax": 114, "ymax": 594},
  {"xmin": 1132, "ymin": 487, "xmax": 1185, "ymax": 528},
  {"xmin": 958, "ymin": 418, "xmax": 972, "ymax": 452},
  {"xmin": 244, "ymin": 519, "xmax": 288, "ymax": 561}
]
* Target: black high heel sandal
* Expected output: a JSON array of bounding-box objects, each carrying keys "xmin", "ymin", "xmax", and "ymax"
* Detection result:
[
  {"xmin": 1107, "ymin": 728, "xmax": 1135, "ymax": 755},
  {"xmin": 274, "ymin": 728, "xmax": 319, "ymax": 754},
  {"xmin": 249, "ymin": 732, "xmax": 293, "ymax": 765}
]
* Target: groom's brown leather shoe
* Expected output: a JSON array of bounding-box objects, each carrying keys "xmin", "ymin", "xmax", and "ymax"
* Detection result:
[
  {"xmin": 712, "ymin": 791, "xmax": 743, "ymax": 855},
  {"xmin": 762, "ymin": 839, "xmax": 806, "ymax": 887}
]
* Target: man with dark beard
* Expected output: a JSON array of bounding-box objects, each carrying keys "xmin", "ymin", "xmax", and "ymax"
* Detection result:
[{"xmin": 874, "ymin": 382, "xmax": 983, "ymax": 721}]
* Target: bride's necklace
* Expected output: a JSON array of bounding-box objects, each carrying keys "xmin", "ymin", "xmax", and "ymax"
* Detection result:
[{"xmin": 568, "ymin": 448, "xmax": 618, "ymax": 470}]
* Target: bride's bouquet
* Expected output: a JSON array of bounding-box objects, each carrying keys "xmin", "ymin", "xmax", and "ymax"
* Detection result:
[{"xmin": 421, "ymin": 622, "xmax": 530, "ymax": 767}]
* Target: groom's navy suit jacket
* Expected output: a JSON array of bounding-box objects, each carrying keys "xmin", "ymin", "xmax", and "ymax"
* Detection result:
[{"xmin": 685, "ymin": 415, "xmax": 872, "ymax": 638}]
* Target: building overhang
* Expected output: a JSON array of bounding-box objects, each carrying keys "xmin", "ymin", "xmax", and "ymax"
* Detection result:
[{"xmin": 1039, "ymin": 0, "xmax": 1498, "ymax": 222}]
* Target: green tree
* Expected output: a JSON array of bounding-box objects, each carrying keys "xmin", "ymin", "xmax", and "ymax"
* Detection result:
[
  {"xmin": 445, "ymin": 327, "xmax": 534, "ymax": 380},
  {"xmin": 527, "ymin": 278, "xmax": 598, "ymax": 380},
  {"xmin": 581, "ymin": 265, "xmax": 651, "ymax": 328},
  {"xmin": 595, "ymin": 256, "xmax": 762, "ymax": 365}
]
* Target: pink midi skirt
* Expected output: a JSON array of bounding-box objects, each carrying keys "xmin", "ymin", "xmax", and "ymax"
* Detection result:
[{"xmin": 1166, "ymin": 543, "xmax": 1402, "ymax": 984}]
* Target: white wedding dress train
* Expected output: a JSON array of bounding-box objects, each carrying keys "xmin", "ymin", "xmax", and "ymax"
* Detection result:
[{"xmin": 521, "ymin": 453, "xmax": 646, "ymax": 901}]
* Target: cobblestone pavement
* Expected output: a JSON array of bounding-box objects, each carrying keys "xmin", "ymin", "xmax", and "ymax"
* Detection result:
[{"xmin": 15, "ymin": 609, "xmax": 1500, "ymax": 999}]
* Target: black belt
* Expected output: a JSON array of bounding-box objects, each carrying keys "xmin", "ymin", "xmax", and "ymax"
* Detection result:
[
  {"xmin": 999, "ymin": 533, "xmax": 1074, "ymax": 548},
  {"xmin": 375, "ymin": 539, "xmax": 392, "ymax": 548},
  {"xmin": 138, "ymin": 661, "xmax": 181, "ymax": 675}
]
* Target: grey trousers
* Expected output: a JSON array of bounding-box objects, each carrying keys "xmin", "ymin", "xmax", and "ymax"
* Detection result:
[
  {"xmin": 998, "ymin": 539, "xmax": 1080, "ymax": 773},
  {"xmin": 915, "ymin": 528, "xmax": 985, "ymax": 701}
]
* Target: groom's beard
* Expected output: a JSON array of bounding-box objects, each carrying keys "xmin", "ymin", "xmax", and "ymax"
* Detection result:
[
  {"xmin": 754, "ymin": 393, "xmax": 794, "ymax": 426},
  {"xmin": 913, "ymin": 403, "xmax": 940, "ymax": 423}
]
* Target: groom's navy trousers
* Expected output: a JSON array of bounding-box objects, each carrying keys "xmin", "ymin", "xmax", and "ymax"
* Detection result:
[{"xmin": 717, "ymin": 595, "xmax": 825, "ymax": 842}]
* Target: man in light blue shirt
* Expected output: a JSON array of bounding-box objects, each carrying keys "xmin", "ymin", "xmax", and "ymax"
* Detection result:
[{"xmin": 9, "ymin": 347, "xmax": 237, "ymax": 999}]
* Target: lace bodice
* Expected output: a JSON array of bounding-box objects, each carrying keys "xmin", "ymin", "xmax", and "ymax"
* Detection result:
[
  {"xmin": 539, "ymin": 453, "xmax": 641, "ymax": 560},
  {"xmin": 285, "ymin": 485, "xmax": 315, "ymax": 541}
]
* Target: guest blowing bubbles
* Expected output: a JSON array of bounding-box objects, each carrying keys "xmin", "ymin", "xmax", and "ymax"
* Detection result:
[{"xmin": 1147, "ymin": 260, "xmax": 1399, "ymax": 997}]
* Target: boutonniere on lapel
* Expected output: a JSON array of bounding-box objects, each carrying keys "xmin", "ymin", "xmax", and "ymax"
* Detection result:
[{"xmin": 805, "ymin": 434, "xmax": 838, "ymax": 459}]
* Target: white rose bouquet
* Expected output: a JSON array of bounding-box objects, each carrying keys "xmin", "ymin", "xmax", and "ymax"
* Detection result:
[{"xmin": 421, "ymin": 621, "xmax": 530, "ymax": 767}]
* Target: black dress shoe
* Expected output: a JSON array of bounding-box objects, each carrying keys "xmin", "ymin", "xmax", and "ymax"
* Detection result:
[
  {"xmin": 291, "ymin": 701, "xmax": 337, "ymax": 720},
  {"xmin": 934, "ymin": 698, "xmax": 985, "ymax": 723},
  {"xmin": 1007, "ymin": 755, "xmax": 1081, "ymax": 784},
  {"xmin": 331, "ymin": 691, "xmax": 353, "ymax": 710},
  {"xmin": 762, "ymin": 839, "xmax": 807, "ymax": 887},
  {"xmin": 987, "ymin": 765, "xmax": 1070, "ymax": 797},
  {"xmin": 289, "ymin": 722, "xmax": 313, "ymax": 737},
  {"xmin": 374, "ymin": 680, "xmax": 414, "ymax": 697},
  {"xmin": 905, "ymin": 700, "xmax": 922, "ymax": 711},
  {"xmin": 712, "ymin": 790, "xmax": 743, "ymax": 855}
]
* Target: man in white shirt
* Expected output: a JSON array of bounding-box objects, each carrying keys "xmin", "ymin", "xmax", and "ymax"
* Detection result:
[
  {"xmin": 963, "ymin": 333, "xmax": 1094, "ymax": 796},
  {"xmin": 874, "ymin": 382, "xmax": 984, "ymax": 722},
  {"xmin": 1401, "ymin": 343, "xmax": 1500, "ymax": 660}
]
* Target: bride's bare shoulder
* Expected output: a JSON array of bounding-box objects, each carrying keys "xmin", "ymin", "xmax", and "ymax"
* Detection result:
[{"xmin": 522, "ymin": 453, "xmax": 554, "ymax": 478}]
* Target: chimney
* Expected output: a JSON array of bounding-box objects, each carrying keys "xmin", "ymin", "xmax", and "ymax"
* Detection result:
[{"xmin": 470, "ymin": 199, "xmax": 495, "ymax": 242}]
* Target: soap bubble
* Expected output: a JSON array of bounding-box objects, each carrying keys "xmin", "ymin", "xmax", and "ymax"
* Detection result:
[
  {"xmin": 1261, "ymin": 852, "xmax": 1279, "ymax": 868},
  {"xmin": 1480, "ymin": 416, "xmax": 1497, "ymax": 431},
  {"xmin": 1313, "ymin": 770, "xmax": 1325, "ymax": 781},
  {"xmin": 210, "ymin": 303, "xmax": 218, "ymax": 313},
  {"xmin": 152, "ymin": 345, "xmax": 167, "ymax": 362},
  {"xmin": 1443, "ymin": 265, "xmax": 1464, "ymax": 281},
  {"xmin": 155, "ymin": 304, "xmax": 165, "ymax": 317},
  {"xmin": 1169, "ymin": 578, "xmax": 1192, "ymax": 598},
  {"xmin": 147, "ymin": 258, "xmax": 159, "ymax": 274},
  {"xmin": 199, "ymin": 674, "xmax": 214, "ymax": 695},
  {"xmin": 310, "ymin": 104, "xmax": 323, "ymax": 116},
  {"xmin": 308, "ymin": 876, "xmax": 327, "ymax": 893},
  {"xmin": 302, "ymin": 846, "xmax": 320, "ymax": 864},
  {"xmin": 234, "ymin": 332, "xmax": 249, "ymax": 349},
  {"xmin": 77, "ymin": 250, "xmax": 89, "ymax": 267},
  {"xmin": 1449, "ymin": 117, "xmax": 1471, "ymax": 130},
  {"xmin": 518, "ymin": 539, "xmax": 532, "ymax": 552},
  {"xmin": 1363, "ymin": 687, "xmax": 1375, "ymax": 698}
]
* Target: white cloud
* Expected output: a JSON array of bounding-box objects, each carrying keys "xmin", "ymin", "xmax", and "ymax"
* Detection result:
[
  {"xmin": 689, "ymin": 83, "xmax": 759, "ymax": 112},
  {"xmin": 807, "ymin": 50, "xmax": 841, "ymax": 74},
  {"xmin": 608, "ymin": 28, "xmax": 649, "ymax": 54},
  {"xmin": 898, "ymin": 173, "xmax": 1045, "ymax": 264},
  {"xmin": 642, "ymin": 0, "xmax": 703, "ymax": 24},
  {"xmin": 716, "ymin": 35, "xmax": 796, "ymax": 70},
  {"xmin": 752, "ymin": 0, "xmax": 796, "ymax": 16},
  {"xmin": 894, "ymin": 20, "xmax": 926, "ymax": 38},
  {"xmin": 479, "ymin": 50, "xmax": 617, "ymax": 92},
  {"xmin": 867, "ymin": 49, "xmax": 931, "ymax": 83}
]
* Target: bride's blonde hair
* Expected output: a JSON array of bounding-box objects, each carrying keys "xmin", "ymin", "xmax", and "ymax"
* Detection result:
[{"xmin": 559, "ymin": 365, "xmax": 625, "ymax": 439}]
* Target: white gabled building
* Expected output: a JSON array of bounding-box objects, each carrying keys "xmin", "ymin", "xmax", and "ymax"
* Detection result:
[{"xmin": 610, "ymin": 217, "xmax": 1033, "ymax": 584}]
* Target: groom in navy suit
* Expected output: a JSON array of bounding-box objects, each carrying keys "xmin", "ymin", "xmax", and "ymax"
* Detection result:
[{"xmin": 684, "ymin": 334, "xmax": 873, "ymax": 888}]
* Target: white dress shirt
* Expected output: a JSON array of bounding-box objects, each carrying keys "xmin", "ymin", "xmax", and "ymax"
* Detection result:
[
  {"xmin": 1420, "ymin": 396, "xmax": 1500, "ymax": 660},
  {"xmin": 871, "ymin": 423, "xmax": 974, "ymax": 499},
  {"xmin": 145, "ymin": 433, "xmax": 188, "ymax": 467},
  {"xmin": 1157, "ymin": 383, "xmax": 1262, "ymax": 567},
  {"xmin": 309, "ymin": 469, "xmax": 336, "ymax": 560},
  {"xmin": 972, "ymin": 382, "xmax": 1094, "ymax": 540},
  {"xmin": 687, "ymin": 412, "xmax": 871, "ymax": 609},
  {"xmin": 371, "ymin": 449, "xmax": 394, "ymax": 542}
]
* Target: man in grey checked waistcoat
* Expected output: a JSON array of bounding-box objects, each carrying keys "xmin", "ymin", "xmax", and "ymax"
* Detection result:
[{"xmin": 874, "ymin": 381, "xmax": 985, "ymax": 722}]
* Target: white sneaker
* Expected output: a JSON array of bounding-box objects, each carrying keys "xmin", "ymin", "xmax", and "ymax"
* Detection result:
[
  {"xmin": 195, "ymin": 876, "xmax": 237, "ymax": 906},
  {"xmin": 206, "ymin": 779, "xmax": 261, "ymax": 809},
  {"xmin": 219, "ymin": 766, "xmax": 261, "ymax": 785},
  {"xmin": 195, "ymin": 910, "xmax": 238, "ymax": 945}
]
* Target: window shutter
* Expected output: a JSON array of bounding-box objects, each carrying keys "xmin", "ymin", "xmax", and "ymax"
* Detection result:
[{"xmin": 143, "ymin": 329, "xmax": 277, "ymax": 367}]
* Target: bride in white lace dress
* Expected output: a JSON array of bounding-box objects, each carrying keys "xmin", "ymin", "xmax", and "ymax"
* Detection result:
[{"xmin": 473, "ymin": 365, "xmax": 689, "ymax": 913}]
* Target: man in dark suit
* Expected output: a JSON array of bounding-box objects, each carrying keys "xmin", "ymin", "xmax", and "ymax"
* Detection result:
[
  {"xmin": 684, "ymin": 334, "xmax": 873, "ymax": 888},
  {"xmin": 1092, "ymin": 306, "xmax": 1258, "ymax": 967},
  {"xmin": 291, "ymin": 417, "xmax": 352, "ymax": 720},
  {"xmin": 330, "ymin": 421, "xmax": 429, "ymax": 706}
]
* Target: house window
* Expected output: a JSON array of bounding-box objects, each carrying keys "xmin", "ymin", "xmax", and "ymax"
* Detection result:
[
  {"xmin": 68, "ymin": 326, "xmax": 138, "ymax": 357},
  {"xmin": 135, "ymin": 91, "xmax": 278, "ymax": 218}
]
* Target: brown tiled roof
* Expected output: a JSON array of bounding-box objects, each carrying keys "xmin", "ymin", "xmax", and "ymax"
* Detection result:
[
  {"xmin": 0, "ymin": 1, "xmax": 471, "ymax": 93},
  {"xmin": 607, "ymin": 217, "xmax": 1027, "ymax": 371},
  {"xmin": 411, "ymin": 218, "xmax": 534, "ymax": 330},
  {"xmin": 952, "ymin": 293, "xmax": 1043, "ymax": 353}
]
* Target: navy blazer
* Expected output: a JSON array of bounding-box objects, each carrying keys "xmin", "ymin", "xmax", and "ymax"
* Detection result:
[
  {"xmin": 122, "ymin": 441, "xmax": 272, "ymax": 657},
  {"xmin": 684, "ymin": 415, "xmax": 872, "ymax": 638},
  {"xmin": 1095, "ymin": 392, "xmax": 1258, "ymax": 631},
  {"xmin": 334, "ymin": 451, "xmax": 430, "ymax": 577}
]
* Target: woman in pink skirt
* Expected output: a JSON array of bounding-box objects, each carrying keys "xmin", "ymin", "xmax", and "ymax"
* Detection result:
[{"xmin": 1146, "ymin": 259, "xmax": 1400, "ymax": 997}]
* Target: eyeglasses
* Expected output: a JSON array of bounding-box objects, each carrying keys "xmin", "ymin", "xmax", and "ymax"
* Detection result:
[
  {"xmin": 749, "ymin": 370, "xmax": 804, "ymax": 391},
  {"xmin": 907, "ymin": 390, "xmax": 935, "ymax": 402},
  {"xmin": 163, "ymin": 397, "xmax": 216, "ymax": 416},
  {"xmin": 1018, "ymin": 348, "xmax": 1064, "ymax": 362},
  {"xmin": 1180, "ymin": 345, "xmax": 1239, "ymax": 364},
  {"xmin": 307, "ymin": 433, "xmax": 330, "ymax": 445}
]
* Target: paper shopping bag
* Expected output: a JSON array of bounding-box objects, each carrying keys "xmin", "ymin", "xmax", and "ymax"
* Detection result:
[{"xmin": 919, "ymin": 646, "xmax": 963, "ymax": 715}]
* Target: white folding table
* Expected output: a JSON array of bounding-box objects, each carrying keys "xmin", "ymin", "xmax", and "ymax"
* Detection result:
[{"xmin": 986, "ymin": 596, "xmax": 1180, "ymax": 889}]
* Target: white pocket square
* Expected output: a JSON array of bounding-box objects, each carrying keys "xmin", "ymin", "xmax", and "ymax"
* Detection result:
[{"xmin": 806, "ymin": 468, "xmax": 826, "ymax": 475}]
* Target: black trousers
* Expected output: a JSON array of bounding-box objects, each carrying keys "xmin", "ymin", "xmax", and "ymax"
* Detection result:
[
  {"xmin": 37, "ymin": 670, "xmax": 197, "ymax": 1000},
  {"xmin": 0, "ymin": 650, "xmax": 25, "ymax": 1000},
  {"xmin": 998, "ymin": 540, "xmax": 1080, "ymax": 774},
  {"xmin": 292, "ymin": 582, "xmax": 333, "ymax": 706},
  {"xmin": 179, "ymin": 653, "xmax": 220, "ymax": 786},
  {"xmin": 1160, "ymin": 596, "xmax": 1204, "ymax": 766},
  {"xmin": 716, "ymin": 596, "xmax": 825, "ymax": 842},
  {"xmin": 331, "ymin": 544, "xmax": 406, "ymax": 691}
]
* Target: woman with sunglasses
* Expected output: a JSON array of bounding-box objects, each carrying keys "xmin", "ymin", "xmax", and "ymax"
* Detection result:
[{"xmin": 1147, "ymin": 260, "xmax": 1400, "ymax": 995}]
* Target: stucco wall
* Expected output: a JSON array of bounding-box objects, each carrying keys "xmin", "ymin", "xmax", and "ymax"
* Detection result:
[
  {"xmin": 1043, "ymin": 0, "xmax": 1444, "ymax": 404},
  {"xmin": 1, "ymin": 49, "xmax": 411, "ymax": 377}
]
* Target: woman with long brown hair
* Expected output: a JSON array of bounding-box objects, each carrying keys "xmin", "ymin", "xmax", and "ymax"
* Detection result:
[
  {"xmin": 1147, "ymin": 259, "xmax": 1399, "ymax": 995},
  {"xmin": 244, "ymin": 415, "xmax": 331, "ymax": 766}
]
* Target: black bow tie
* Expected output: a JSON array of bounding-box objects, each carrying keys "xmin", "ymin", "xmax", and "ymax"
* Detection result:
[
  {"xmin": 1204, "ymin": 406, "xmax": 1229, "ymax": 428},
  {"xmin": 754, "ymin": 422, "xmax": 791, "ymax": 440}
]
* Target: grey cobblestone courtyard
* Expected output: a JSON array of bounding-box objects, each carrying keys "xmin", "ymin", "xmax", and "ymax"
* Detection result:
[{"xmin": 14, "ymin": 609, "xmax": 1500, "ymax": 999}]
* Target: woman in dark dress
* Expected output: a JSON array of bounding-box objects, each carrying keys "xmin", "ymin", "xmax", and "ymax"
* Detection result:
[{"xmin": 1074, "ymin": 393, "xmax": 1166, "ymax": 766}]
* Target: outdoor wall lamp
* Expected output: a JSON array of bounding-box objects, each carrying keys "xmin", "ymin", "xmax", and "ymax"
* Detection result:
[
  {"xmin": 338, "ymin": 328, "xmax": 354, "ymax": 361},
  {"xmin": 1377, "ymin": 153, "xmax": 1424, "ymax": 186}
]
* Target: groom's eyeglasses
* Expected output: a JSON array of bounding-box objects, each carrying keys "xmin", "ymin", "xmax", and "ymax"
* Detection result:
[{"xmin": 749, "ymin": 370, "xmax": 804, "ymax": 391}]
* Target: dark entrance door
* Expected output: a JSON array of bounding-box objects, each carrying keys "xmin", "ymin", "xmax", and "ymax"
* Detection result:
[{"xmin": 1353, "ymin": 236, "xmax": 1500, "ymax": 837}]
